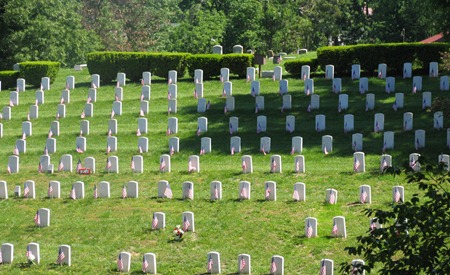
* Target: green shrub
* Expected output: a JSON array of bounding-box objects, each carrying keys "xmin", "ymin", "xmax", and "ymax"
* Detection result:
[
  {"xmin": 284, "ymin": 58, "xmax": 319, "ymax": 76},
  {"xmin": 19, "ymin": 61, "xmax": 60, "ymax": 87},
  {"xmin": 87, "ymin": 52, "xmax": 190, "ymax": 83},
  {"xmin": 186, "ymin": 54, "xmax": 222, "ymax": 80},
  {"xmin": 0, "ymin": 70, "xmax": 20, "ymax": 89},
  {"xmin": 317, "ymin": 43, "xmax": 450, "ymax": 76},
  {"xmin": 221, "ymin": 54, "xmax": 253, "ymax": 77}
]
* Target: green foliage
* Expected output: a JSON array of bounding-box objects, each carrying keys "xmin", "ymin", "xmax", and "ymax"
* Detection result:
[
  {"xmin": 342, "ymin": 159, "xmax": 450, "ymax": 274},
  {"xmin": 284, "ymin": 58, "xmax": 319, "ymax": 76},
  {"xmin": 0, "ymin": 0, "xmax": 101, "ymax": 68},
  {"xmin": 87, "ymin": 52, "xmax": 190, "ymax": 83},
  {"xmin": 431, "ymin": 96, "xmax": 450, "ymax": 118},
  {"xmin": 19, "ymin": 61, "xmax": 60, "ymax": 87},
  {"xmin": 221, "ymin": 54, "xmax": 253, "ymax": 77},
  {"xmin": 186, "ymin": 54, "xmax": 222, "ymax": 79},
  {"xmin": 0, "ymin": 70, "xmax": 20, "ymax": 89},
  {"xmin": 317, "ymin": 43, "xmax": 450, "ymax": 76}
]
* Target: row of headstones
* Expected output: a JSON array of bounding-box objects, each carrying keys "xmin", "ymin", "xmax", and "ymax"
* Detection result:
[
  {"xmin": 0, "ymin": 177, "xmax": 408, "ymax": 205},
  {"xmin": 4, "ymin": 141, "xmax": 444, "ymax": 175},
  {"xmin": 0, "ymin": 243, "xmax": 71, "ymax": 266},
  {"xmin": 4, "ymin": 88, "xmax": 151, "ymax": 120},
  {"xmin": 0, "ymin": 241, "xmax": 363, "ymax": 275}
]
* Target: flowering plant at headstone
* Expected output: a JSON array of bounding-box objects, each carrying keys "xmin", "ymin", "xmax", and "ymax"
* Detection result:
[{"xmin": 173, "ymin": 225, "xmax": 184, "ymax": 240}]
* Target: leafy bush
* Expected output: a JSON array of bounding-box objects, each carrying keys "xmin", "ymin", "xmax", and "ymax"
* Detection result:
[
  {"xmin": 317, "ymin": 43, "xmax": 450, "ymax": 76},
  {"xmin": 284, "ymin": 58, "xmax": 319, "ymax": 76},
  {"xmin": 186, "ymin": 54, "xmax": 222, "ymax": 80},
  {"xmin": 87, "ymin": 52, "xmax": 190, "ymax": 83},
  {"xmin": 431, "ymin": 96, "xmax": 450, "ymax": 118},
  {"xmin": 0, "ymin": 70, "xmax": 20, "ymax": 89},
  {"xmin": 221, "ymin": 54, "xmax": 253, "ymax": 77},
  {"xmin": 19, "ymin": 61, "xmax": 60, "ymax": 87}
]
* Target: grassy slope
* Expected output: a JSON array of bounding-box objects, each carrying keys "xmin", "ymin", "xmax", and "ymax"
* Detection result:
[{"xmin": 0, "ymin": 55, "xmax": 447, "ymax": 274}]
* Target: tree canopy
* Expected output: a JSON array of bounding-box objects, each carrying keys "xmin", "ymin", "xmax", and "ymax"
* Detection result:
[{"xmin": 0, "ymin": 0, "xmax": 448, "ymax": 69}]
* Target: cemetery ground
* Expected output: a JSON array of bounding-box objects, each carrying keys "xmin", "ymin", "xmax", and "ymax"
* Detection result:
[{"xmin": 0, "ymin": 57, "xmax": 448, "ymax": 274}]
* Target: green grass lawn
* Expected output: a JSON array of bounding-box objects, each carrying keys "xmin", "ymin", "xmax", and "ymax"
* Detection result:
[{"xmin": 0, "ymin": 59, "xmax": 448, "ymax": 274}]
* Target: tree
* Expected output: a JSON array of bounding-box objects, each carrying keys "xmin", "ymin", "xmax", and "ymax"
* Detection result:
[
  {"xmin": 342, "ymin": 158, "xmax": 450, "ymax": 274},
  {"xmin": 0, "ymin": 0, "xmax": 101, "ymax": 68}
]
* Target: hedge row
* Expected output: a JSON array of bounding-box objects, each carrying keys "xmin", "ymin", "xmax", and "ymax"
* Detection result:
[
  {"xmin": 19, "ymin": 61, "xmax": 60, "ymax": 87},
  {"xmin": 0, "ymin": 70, "xmax": 20, "ymax": 89},
  {"xmin": 87, "ymin": 52, "xmax": 253, "ymax": 83},
  {"xmin": 316, "ymin": 43, "xmax": 450, "ymax": 76}
]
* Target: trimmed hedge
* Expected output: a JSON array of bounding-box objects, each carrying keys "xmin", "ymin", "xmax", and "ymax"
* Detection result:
[
  {"xmin": 187, "ymin": 54, "xmax": 222, "ymax": 80},
  {"xmin": 87, "ymin": 52, "xmax": 190, "ymax": 83},
  {"xmin": 284, "ymin": 58, "xmax": 319, "ymax": 76},
  {"xmin": 221, "ymin": 54, "xmax": 253, "ymax": 78},
  {"xmin": 19, "ymin": 61, "xmax": 60, "ymax": 87},
  {"xmin": 88, "ymin": 52, "xmax": 253, "ymax": 83},
  {"xmin": 316, "ymin": 43, "xmax": 450, "ymax": 76},
  {"xmin": 0, "ymin": 70, "xmax": 20, "ymax": 89}
]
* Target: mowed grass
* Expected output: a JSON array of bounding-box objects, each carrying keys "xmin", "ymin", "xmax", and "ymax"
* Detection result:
[{"xmin": 0, "ymin": 58, "xmax": 448, "ymax": 274}]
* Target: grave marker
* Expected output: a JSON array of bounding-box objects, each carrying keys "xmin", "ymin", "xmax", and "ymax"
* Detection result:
[
  {"xmin": 392, "ymin": 186, "xmax": 404, "ymax": 203},
  {"xmin": 344, "ymin": 114, "xmax": 354, "ymax": 133},
  {"xmin": 229, "ymin": 116, "xmax": 238, "ymax": 134},
  {"xmin": 316, "ymin": 115, "xmax": 326, "ymax": 132},
  {"xmin": 127, "ymin": 181, "xmax": 139, "ymax": 198},
  {"xmin": 269, "ymin": 255, "xmax": 284, "ymax": 275},
  {"xmin": 141, "ymin": 85, "xmax": 151, "ymax": 100},
  {"xmin": 168, "ymin": 70, "xmax": 177, "ymax": 84},
  {"xmin": 255, "ymin": 96, "xmax": 264, "ymax": 111},
  {"xmin": 294, "ymin": 155, "xmax": 305, "ymax": 173},
  {"xmin": 305, "ymin": 217, "xmax": 317, "ymax": 238},
  {"xmin": 220, "ymin": 68, "xmax": 229, "ymax": 82},
  {"xmin": 279, "ymin": 79, "xmax": 288, "ymax": 95},
  {"xmin": 8, "ymin": 155, "xmax": 19, "ymax": 173},
  {"xmin": 57, "ymin": 245, "xmax": 71, "ymax": 266},
  {"xmin": 374, "ymin": 113, "xmax": 384, "ymax": 132},
  {"xmin": 332, "ymin": 216, "xmax": 347, "ymax": 238},
  {"xmin": 378, "ymin": 63, "xmax": 387, "ymax": 79},
  {"xmin": 230, "ymin": 136, "xmax": 241, "ymax": 154},
  {"xmin": 0, "ymin": 181, "xmax": 7, "ymax": 199},
  {"xmin": 286, "ymin": 115, "xmax": 295, "ymax": 133},
  {"xmin": 301, "ymin": 65, "xmax": 310, "ymax": 80},
  {"xmin": 1, "ymin": 243, "xmax": 14, "ymax": 264},
  {"xmin": 257, "ymin": 116, "xmax": 267, "ymax": 133},
  {"xmin": 351, "ymin": 64, "xmax": 361, "ymax": 80},
  {"xmin": 168, "ymin": 84, "xmax": 177, "ymax": 99},
  {"xmin": 194, "ymin": 69, "xmax": 203, "ymax": 84},
  {"xmin": 359, "ymin": 77, "xmax": 369, "ymax": 93},
  {"xmin": 212, "ymin": 45, "xmax": 222, "ymax": 54},
  {"xmin": 412, "ymin": 76, "xmax": 422, "ymax": 92},
  {"xmin": 403, "ymin": 112, "xmax": 413, "ymax": 131},
  {"xmin": 181, "ymin": 211, "xmax": 195, "ymax": 232},
  {"xmin": 23, "ymin": 180, "xmax": 36, "ymax": 199},
  {"xmin": 273, "ymin": 66, "xmax": 282, "ymax": 80},
  {"xmin": 352, "ymin": 133, "xmax": 363, "ymax": 151},
  {"xmin": 429, "ymin": 62, "xmax": 438, "ymax": 77},
  {"xmin": 403, "ymin": 63, "xmax": 412, "ymax": 78},
  {"xmin": 332, "ymin": 78, "xmax": 342, "ymax": 93},
  {"xmin": 168, "ymin": 117, "xmax": 178, "ymax": 134},
  {"xmin": 237, "ymin": 253, "xmax": 251, "ymax": 274},
  {"xmin": 200, "ymin": 137, "xmax": 211, "ymax": 154},
  {"xmin": 386, "ymin": 77, "xmax": 395, "ymax": 93},
  {"xmin": 117, "ymin": 252, "xmax": 131, "ymax": 273},
  {"xmin": 168, "ymin": 138, "xmax": 179, "ymax": 155},
  {"xmin": 239, "ymin": 181, "xmax": 251, "ymax": 199},
  {"xmin": 440, "ymin": 76, "xmax": 449, "ymax": 91},
  {"xmin": 26, "ymin": 243, "xmax": 40, "ymax": 264},
  {"xmin": 366, "ymin": 94, "xmax": 375, "ymax": 111},
  {"xmin": 270, "ymin": 155, "xmax": 281, "ymax": 173},
  {"xmin": 415, "ymin": 129, "xmax": 425, "ymax": 149},
  {"xmin": 142, "ymin": 72, "xmax": 151, "ymax": 85},
  {"xmin": 319, "ymin": 259, "xmax": 333, "ymax": 275},
  {"xmin": 322, "ymin": 135, "xmax": 333, "ymax": 154},
  {"xmin": 338, "ymin": 94, "xmax": 348, "ymax": 112},
  {"xmin": 210, "ymin": 181, "xmax": 222, "ymax": 201},
  {"xmin": 325, "ymin": 65, "xmax": 334, "ymax": 79},
  {"xmin": 293, "ymin": 182, "xmax": 306, "ymax": 201},
  {"xmin": 72, "ymin": 181, "xmax": 85, "ymax": 199},
  {"xmin": 242, "ymin": 156, "xmax": 252, "ymax": 174},
  {"xmin": 206, "ymin": 251, "xmax": 221, "ymax": 274},
  {"xmin": 226, "ymin": 96, "xmax": 235, "ymax": 112},
  {"xmin": 359, "ymin": 185, "xmax": 371, "ymax": 204},
  {"xmin": 326, "ymin": 188, "xmax": 338, "ymax": 204},
  {"xmin": 37, "ymin": 208, "xmax": 50, "ymax": 227},
  {"xmin": 353, "ymin": 152, "xmax": 365, "ymax": 173},
  {"xmin": 380, "ymin": 154, "xmax": 392, "ymax": 171}
]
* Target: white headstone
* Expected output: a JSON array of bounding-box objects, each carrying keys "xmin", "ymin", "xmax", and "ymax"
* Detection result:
[
  {"xmin": 17, "ymin": 78, "xmax": 25, "ymax": 92},
  {"xmin": 434, "ymin": 111, "xmax": 443, "ymax": 130},
  {"xmin": 359, "ymin": 185, "xmax": 371, "ymax": 204},
  {"xmin": 200, "ymin": 137, "xmax": 211, "ymax": 154},
  {"xmin": 326, "ymin": 188, "xmax": 338, "ymax": 204},
  {"xmin": 301, "ymin": 65, "xmax": 310, "ymax": 80},
  {"xmin": 72, "ymin": 181, "xmax": 85, "ymax": 199},
  {"xmin": 374, "ymin": 113, "xmax": 384, "ymax": 132},
  {"xmin": 226, "ymin": 96, "xmax": 235, "ymax": 112},
  {"xmin": 194, "ymin": 69, "xmax": 203, "ymax": 84},
  {"xmin": 168, "ymin": 99, "xmax": 177, "ymax": 114},
  {"xmin": 316, "ymin": 115, "xmax": 326, "ymax": 132},
  {"xmin": 366, "ymin": 94, "xmax": 375, "ymax": 111},
  {"xmin": 352, "ymin": 133, "xmax": 363, "ymax": 151},
  {"xmin": 257, "ymin": 116, "xmax": 267, "ymax": 133},
  {"xmin": 403, "ymin": 63, "xmax": 412, "ymax": 78},
  {"xmin": 143, "ymin": 253, "xmax": 157, "ymax": 274},
  {"xmin": 246, "ymin": 67, "xmax": 256, "ymax": 82},
  {"xmin": 117, "ymin": 252, "xmax": 131, "ymax": 273},
  {"xmin": 332, "ymin": 78, "xmax": 342, "ymax": 93},
  {"xmin": 286, "ymin": 115, "xmax": 295, "ymax": 133},
  {"xmin": 142, "ymin": 71, "xmax": 151, "ymax": 85},
  {"xmin": 311, "ymin": 94, "xmax": 320, "ymax": 110},
  {"xmin": 168, "ymin": 138, "xmax": 179, "ymax": 155},
  {"xmin": 422, "ymin": 91, "xmax": 431, "ymax": 109},
  {"xmin": 440, "ymin": 75, "xmax": 449, "ymax": 91},
  {"xmin": 210, "ymin": 181, "xmax": 222, "ymax": 201},
  {"xmin": 212, "ymin": 45, "xmax": 222, "ymax": 54},
  {"xmin": 378, "ymin": 63, "xmax": 387, "ymax": 79},
  {"xmin": 403, "ymin": 112, "xmax": 413, "ymax": 131},
  {"xmin": 270, "ymin": 155, "xmax": 281, "ymax": 173},
  {"xmin": 206, "ymin": 251, "xmax": 221, "ymax": 274},
  {"xmin": 242, "ymin": 156, "xmax": 253, "ymax": 174},
  {"xmin": 168, "ymin": 70, "xmax": 177, "ymax": 84},
  {"xmin": 138, "ymin": 118, "xmax": 148, "ymax": 134},
  {"xmin": 3, "ymin": 106, "xmax": 11, "ymax": 120},
  {"xmin": 220, "ymin": 68, "xmax": 229, "ymax": 82},
  {"xmin": 98, "ymin": 181, "xmax": 110, "ymax": 198},
  {"xmin": 1, "ymin": 243, "xmax": 14, "ymax": 264},
  {"xmin": 37, "ymin": 208, "xmax": 50, "ymax": 227},
  {"xmin": 322, "ymin": 135, "xmax": 333, "ymax": 154},
  {"xmin": 106, "ymin": 156, "xmax": 119, "ymax": 173},
  {"xmin": 57, "ymin": 245, "xmax": 71, "ymax": 266},
  {"xmin": 332, "ymin": 216, "xmax": 347, "ymax": 238},
  {"xmin": 429, "ymin": 62, "xmax": 438, "ymax": 77},
  {"xmin": 305, "ymin": 217, "xmax": 317, "ymax": 237},
  {"xmin": 415, "ymin": 129, "xmax": 425, "ymax": 150},
  {"xmin": 237, "ymin": 254, "xmax": 251, "ymax": 274},
  {"xmin": 0, "ymin": 181, "xmax": 7, "ymax": 199},
  {"xmin": 8, "ymin": 155, "xmax": 19, "ymax": 173},
  {"xmin": 250, "ymin": 80, "xmax": 260, "ymax": 96},
  {"xmin": 359, "ymin": 77, "xmax": 369, "ymax": 93},
  {"xmin": 409, "ymin": 153, "xmax": 421, "ymax": 171},
  {"xmin": 41, "ymin": 77, "xmax": 50, "ymax": 91},
  {"xmin": 269, "ymin": 255, "xmax": 284, "ymax": 275},
  {"xmin": 230, "ymin": 136, "xmax": 241, "ymax": 154},
  {"xmin": 273, "ymin": 66, "xmax": 282, "ymax": 80},
  {"xmin": 141, "ymin": 85, "xmax": 151, "ymax": 100},
  {"xmin": 305, "ymin": 78, "xmax": 314, "ymax": 95},
  {"xmin": 264, "ymin": 181, "xmax": 277, "ymax": 201},
  {"xmin": 279, "ymin": 79, "xmax": 288, "ymax": 95},
  {"xmin": 319, "ymin": 259, "xmax": 334, "ymax": 275},
  {"xmin": 412, "ymin": 76, "xmax": 422, "ymax": 92},
  {"xmin": 294, "ymin": 155, "xmax": 305, "ymax": 173},
  {"xmin": 26, "ymin": 243, "xmax": 40, "ymax": 264},
  {"xmin": 157, "ymin": 180, "xmax": 172, "ymax": 198},
  {"xmin": 188, "ymin": 155, "xmax": 199, "ymax": 173},
  {"xmin": 260, "ymin": 137, "xmax": 271, "ymax": 154},
  {"xmin": 181, "ymin": 211, "xmax": 195, "ymax": 232},
  {"xmin": 344, "ymin": 114, "xmax": 354, "ymax": 133},
  {"xmin": 91, "ymin": 74, "xmax": 100, "ymax": 88},
  {"xmin": 380, "ymin": 154, "xmax": 392, "ymax": 171},
  {"xmin": 325, "ymin": 65, "xmax": 334, "ymax": 79},
  {"xmin": 23, "ymin": 180, "xmax": 36, "ymax": 199},
  {"xmin": 351, "ymin": 64, "xmax": 361, "ymax": 80},
  {"xmin": 338, "ymin": 94, "xmax": 348, "ymax": 112},
  {"xmin": 353, "ymin": 152, "xmax": 365, "ymax": 172},
  {"xmin": 393, "ymin": 186, "xmax": 404, "ymax": 203},
  {"xmin": 385, "ymin": 76, "xmax": 395, "ymax": 93},
  {"xmin": 168, "ymin": 84, "xmax": 177, "ymax": 99},
  {"xmin": 229, "ymin": 116, "xmax": 238, "ymax": 135}
]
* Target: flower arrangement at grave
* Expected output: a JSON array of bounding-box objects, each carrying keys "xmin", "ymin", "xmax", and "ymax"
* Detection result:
[{"xmin": 173, "ymin": 225, "xmax": 184, "ymax": 240}]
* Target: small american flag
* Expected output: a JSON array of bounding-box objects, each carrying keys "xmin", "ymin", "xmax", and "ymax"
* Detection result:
[
  {"xmin": 38, "ymin": 161, "xmax": 43, "ymax": 173},
  {"xmin": 57, "ymin": 247, "xmax": 65, "ymax": 265},
  {"xmin": 0, "ymin": 248, "xmax": 3, "ymax": 264},
  {"xmin": 287, "ymin": 122, "xmax": 293, "ymax": 133},
  {"xmin": 48, "ymin": 183, "xmax": 53, "ymax": 197},
  {"xmin": 207, "ymin": 255, "xmax": 213, "ymax": 271},
  {"xmin": 139, "ymin": 145, "xmax": 143, "ymax": 153},
  {"xmin": 306, "ymin": 220, "xmax": 313, "ymax": 238},
  {"xmin": 255, "ymin": 103, "xmax": 259, "ymax": 114},
  {"xmin": 381, "ymin": 157, "xmax": 388, "ymax": 170},
  {"xmin": 200, "ymin": 147, "xmax": 205, "ymax": 155},
  {"xmin": 167, "ymin": 92, "xmax": 171, "ymax": 100},
  {"xmin": 206, "ymin": 100, "xmax": 210, "ymax": 110},
  {"xmin": 338, "ymin": 101, "xmax": 341, "ymax": 113},
  {"xmin": 34, "ymin": 210, "xmax": 40, "ymax": 226},
  {"xmin": 412, "ymin": 83, "xmax": 417, "ymax": 93},
  {"xmin": 164, "ymin": 184, "xmax": 173, "ymax": 199},
  {"xmin": 231, "ymin": 146, "xmax": 235, "ymax": 155},
  {"xmin": 186, "ymin": 184, "xmax": 193, "ymax": 200},
  {"xmin": 378, "ymin": 71, "xmax": 382, "ymax": 78},
  {"xmin": 415, "ymin": 138, "xmax": 420, "ymax": 150},
  {"xmin": 293, "ymin": 186, "xmax": 300, "ymax": 201},
  {"xmin": 160, "ymin": 158, "xmax": 166, "ymax": 171},
  {"xmin": 136, "ymin": 128, "xmax": 141, "ymax": 136},
  {"xmin": 375, "ymin": 121, "xmax": 380, "ymax": 132},
  {"xmin": 27, "ymin": 112, "xmax": 30, "ymax": 121},
  {"xmin": 260, "ymin": 145, "xmax": 266, "ymax": 155},
  {"xmin": 329, "ymin": 190, "xmax": 335, "ymax": 204},
  {"xmin": 188, "ymin": 160, "xmax": 195, "ymax": 172},
  {"xmin": 166, "ymin": 127, "xmax": 171, "ymax": 136},
  {"xmin": 117, "ymin": 254, "xmax": 124, "ymax": 271},
  {"xmin": 140, "ymin": 108, "xmax": 145, "ymax": 116},
  {"xmin": 323, "ymin": 146, "xmax": 329, "ymax": 155},
  {"xmin": 58, "ymin": 160, "xmax": 64, "ymax": 171},
  {"xmin": 65, "ymin": 82, "xmax": 70, "ymax": 90},
  {"xmin": 106, "ymin": 158, "xmax": 112, "ymax": 171},
  {"xmin": 13, "ymin": 145, "xmax": 19, "ymax": 155},
  {"xmin": 265, "ymin": 184, "xmax": 271, "ymax": 199},
  {"xmin": 240, "ymin": 186, "xmax": 247, "ymax": 199},
  {"xmin": 291, "ymin": 146, "xmax": 295, "ymax": 155},
  {"xmin": 224, "ymin": 105, "xmax": 228, "ymax": 114},
  {"xmin": 354, "ymin": 158, "xmax": 360, "ymax": 172},
  {"xmin": 394, "ymin": 187, "xmax": 401, "ymax": 203},
  {"xmin": 306, "ymin": 86, "xmax": 310, "ymax": 96},
  {"xmin": 26, "ymin": 245, "xmax": 34, "ymax": 260},
  {"xmin": 271, "ymin": 159, "xmax": 277, "ymax": 172},
  {"xmin": 320, "ymin": 261, "xmax": 327, "ymax": 275},
  {"xmin": 370, "ymin": 220, "xmax": 377, "ymax": 232},
  {"xmin": 9, "ymin": 99, "xmax": 14, "ymax": 107},
  {"xmin": 242, "ymin": 160, "xmax": 247, "ymax": 172},
  {"xmin": 22, "ymin": 132, "xmax": 26, "ymax": 140},
  {"xmin": 70, "ymin": 186, "xmax": 76, "ymax": 200},
  {"xmin": 142, "ymin": 255, "xmax": 149, "ymax": 273},
  {"xmin": 386, "ymin": 83, "xmax": 391, "ymax": 93},
  {"xmin": 295, "ymin": 160, "xmax": 300, "ymax": 173},
  {"xmin": 130, "ymin": 157, "xmax": 135, "ymax": 171},
  {"xmin": 24, "ymin": 183, "xmax": 30, "ymax": 198},
  {"xmin": 141, "ymin": 79, "xmax": 144, "ymax": 86},
  {"xmin": 257, "ymin": 122, "xmax": 262, "ymax": 133},
  {"xmin": 122, "ymin": 185, "xmax": 127, "ymax": 199},
  {"xmin": 365, "ymin": 101, "xmax": 369, "ymax": 112},
  {"xmin": 213, "ymin": 184, "xmax": 219, "ymax": 200},
  {"xmin": 152, "ymin": 213, "xmax": 159, "ymax": 229},
  {"xmin": 91, "ymin": 82, "xmax": 96, "ymax": 89},
  {"xmin": 332, "ymin": 221, "xmax": 338, "ymax": 236},
  {"xmin": 307, "ymin": 104, "xmax": 311, "ymax": 112},
  {"xmin": 193, "ymin": 89, "xmax": 198, "ymax": 99},
  {"xmin": 239, "ymin": 256, "xmax": 246, "ymax": 272},
  {"xmin": 110, "ymin": 110, "xmax": 115, "ymax": 118},
  {"xmin": 229, "ymin": 123, "xmax": 233, "ymax": 135},
  {"xmin": 115, "ymin": 94, "xmax": 119, "ymax": 102},
  {"xmin": 7, "ymin": 163, "xmax": 11, "ymax": 174},
  {"xmin": 270, "ymin": 257, "xmax": 277, "ymax": 273},
  {"xmin": 140, "ymin": 93, "xmax": 144, "ymax": 101},
  {"xmin": 80, "ymin": 110, "xmax": 85, "ymax": 119},
  {"xmin": 76, "ymin": 159, "xmax": 82, "ymax": 173},
  {"xmin": 182, "ymin": 216, "xmax": 190, "ymax": 231},
  {"xmin": 170, "ymin": 146, "xmax": 174, "ymax": 156},
  {"xmin": 43, "ymin": 146, "xmax": 48, "ymax": 155},
  {"xmin": 48, "ymin": 129, "xmax": 53, "ymax": 138},
  {"xmin": 360, "ymin": 188, "xmax": 367, "ymax": 204},
  {"xmin": 94, "ymin": 184, "xmax": 98, "ymax": 199},
  {"xmin": 76, "ymin": 146, "xmax": 84, "ymax": 153},
  {"xmin": 168, "ymin": 77, "xmax": 173, "ymax": 84},
  {"xmin": 196, "ymin": 126, "xmax": 201, "ymax": 136},
  {"xmin": 303, "ymin": 72, "xmax": 306, "ymax": 80}
]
